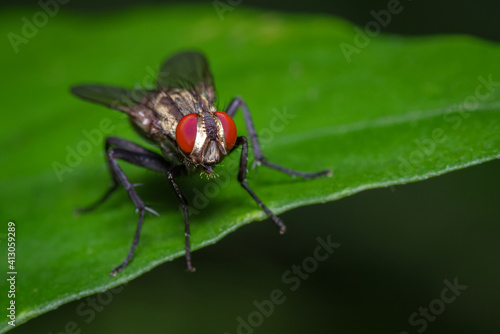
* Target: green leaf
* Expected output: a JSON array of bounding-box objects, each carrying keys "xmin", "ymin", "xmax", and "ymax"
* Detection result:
[{"xmin": 1, "ymin": 5, "xmax": 499, "ymax": 332}]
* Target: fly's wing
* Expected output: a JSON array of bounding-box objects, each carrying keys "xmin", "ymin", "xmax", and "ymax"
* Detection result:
[
  {"xmin": 157, "ymin": 51, "xmax": 215, "ymax": 105},
  {"xmin": 71, "ymin": 85, "xmax": 148, "ymax": 114}
]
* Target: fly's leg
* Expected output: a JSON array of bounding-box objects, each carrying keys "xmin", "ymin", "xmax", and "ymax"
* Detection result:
[
  {"xmin": 75, "ymin": 137, "xmax": 166, "ymax": 214},
  {"xmin": 102, "ymin": 138, "xmax": 170, "ymax": 276},
  {"xmin": 234, "ymin": 136, "xmax": 287, "ymax": 234},
  {"xmin": 225, "ymin": 97, "xmax": 331, "ymax": 179},
  {"xmin": 77, "ymin": 136, "xmax": 193, "ymax": 275},
  {"xmin": 168, "ymin": 165, "xmax": 195, "ymax": 272}
]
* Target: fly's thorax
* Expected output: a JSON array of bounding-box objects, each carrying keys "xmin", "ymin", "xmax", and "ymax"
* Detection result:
[{"xmin": 153, "ymin": 91, "xmax": 183, "ymax": 138}]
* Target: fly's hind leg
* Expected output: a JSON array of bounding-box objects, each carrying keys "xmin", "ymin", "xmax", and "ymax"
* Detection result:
[{"xmin": 225, "ymin": 97, "xmax": 331, "ymax": 179}]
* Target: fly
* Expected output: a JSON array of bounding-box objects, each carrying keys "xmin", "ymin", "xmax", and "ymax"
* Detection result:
[{"xmin": 71, "ymin": 51, "xmax": 331, "ymax": 276}]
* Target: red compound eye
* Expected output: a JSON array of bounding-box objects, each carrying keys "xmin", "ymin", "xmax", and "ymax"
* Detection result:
[
  {"xmin": 176, "ymin": 113, "xmax": 198, "ymax": 154},
  {"xmin": 215, "ymin": 111, "xmax": 237, "ymax": 150}
]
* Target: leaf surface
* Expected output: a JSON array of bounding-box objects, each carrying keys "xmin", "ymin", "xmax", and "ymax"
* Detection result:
[{"xmin": 1, "ymin": 5, "xmax": 499, "ymax": 332}]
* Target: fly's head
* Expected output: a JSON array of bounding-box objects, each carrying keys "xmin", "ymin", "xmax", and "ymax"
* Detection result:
[{"xmin": 175, "ymin": 110, "xmax": 237, "ymax": 175}]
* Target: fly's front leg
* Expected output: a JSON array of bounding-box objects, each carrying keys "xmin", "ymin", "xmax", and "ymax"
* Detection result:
[
  {"xmin": 75, "ymin": 137, "xmax": 166, "ymax": 214},
  {"xmin": 225, "ymin": 97, "xmax": 331, "ymax": 179},
  {"xmin": 235, "ymin": 136, "xmax": 287, "ymax": 234},
  {"xmin": 77, "ymin": 136, "xmax": 194, "ymax": 275},
  {"xmin": 108, "ymin": 150, "xmax": 194, "ymax": 274},
  {"xmin": 102, "ymin": 139, "xmax": 171, "ymax": 276},
  {"xmin": 167, "ymin": 165, "xmax": 195, "ymax": 272},
  {"xmin": 106, "ymin": 150, "xmax": 156, "ymax": 276}
]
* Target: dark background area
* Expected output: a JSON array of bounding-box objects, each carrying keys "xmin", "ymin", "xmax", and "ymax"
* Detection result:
[
  {"xmin": 3, "ymin": 0, "xmax": 500, "ymax": 42},
  {"xmin": 6, "ymin": 0, "xmax": 500, "ymax": 333}
]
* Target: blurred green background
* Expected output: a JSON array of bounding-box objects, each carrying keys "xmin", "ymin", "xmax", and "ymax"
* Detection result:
[{"xmin": 3, "ymin": 0, "xmax": 500, "ymax": 333}]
